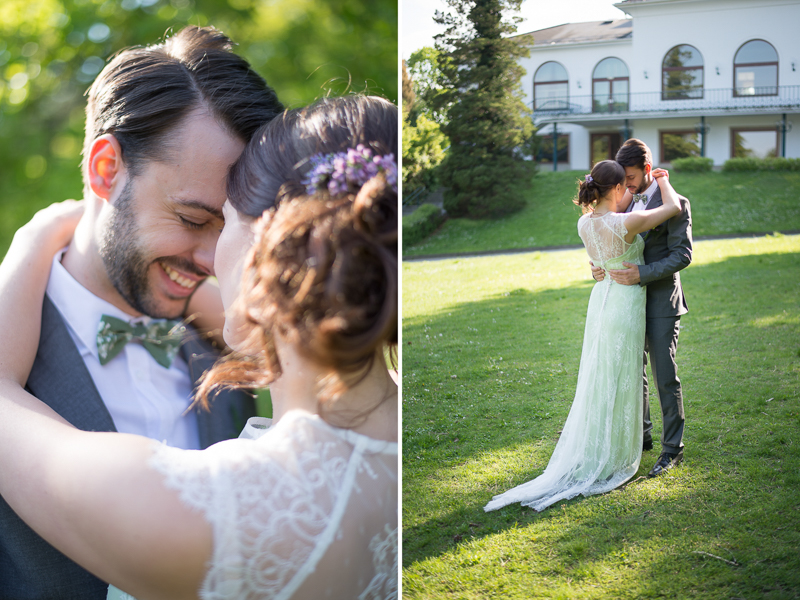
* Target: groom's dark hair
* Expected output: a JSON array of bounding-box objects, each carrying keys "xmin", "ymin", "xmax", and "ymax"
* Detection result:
[
  {"xmin": 616, "ymin": 138, "xmax": 653, "ymax": 171},
  {"xmin": 81, "ymin": 26, "xmax": 283, "ymax": 186}
]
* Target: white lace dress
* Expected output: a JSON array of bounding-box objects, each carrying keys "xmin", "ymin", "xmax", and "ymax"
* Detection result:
[
  {"xmin": 110, "ymin": 410, "xmax": 397, "ymax": 599},
  {"xmin": 485, "ymin": 212, "xmax": 646, "ymax": 512}
]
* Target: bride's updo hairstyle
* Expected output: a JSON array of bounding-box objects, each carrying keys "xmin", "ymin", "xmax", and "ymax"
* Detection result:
[
  {"xmin": 226, "ymin": 95, "xmax": 398, "ymax": 216},
  {"xmin": 574, "ymin": 159, "xmax": 625, "ymax": 213},
  {"xmin": 199, "ymin": 95, "xmax": 397, "ymax": 427}
]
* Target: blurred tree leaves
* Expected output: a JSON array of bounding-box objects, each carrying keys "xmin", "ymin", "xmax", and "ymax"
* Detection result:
[{"xmin": 0, "ymin": 0, "xmax": 397, "ymax": 255}]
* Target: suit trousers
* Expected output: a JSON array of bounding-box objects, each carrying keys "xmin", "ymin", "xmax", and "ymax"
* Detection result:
[{"xmin": 641, "ymin": 315, "xmax": 685, "ymax": 453}]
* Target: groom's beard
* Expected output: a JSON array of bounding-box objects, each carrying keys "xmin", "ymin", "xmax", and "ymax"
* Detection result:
[
  {"xmin": 98, "ymin": 180, "xmax": 194, "ymax": 319},
  {"xmin": 636, "ymin": 174, "xmax": 653, "ymax": 194}
]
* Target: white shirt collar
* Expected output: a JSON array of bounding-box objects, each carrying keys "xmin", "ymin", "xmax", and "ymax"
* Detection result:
[
  {"xmin": 46, "ymin": 250, "xmax": 150, "ymax": 361},
  {"xmin": 642, "ymin": 177, "xmax": 659, "ymax": 201}
]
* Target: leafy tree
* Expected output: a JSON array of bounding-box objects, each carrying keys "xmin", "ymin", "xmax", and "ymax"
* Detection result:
[
  {"xmin": 0, "ymin": 0, "xmax": 397, "ymax": 255},
  {"xmin": 433, "ymin": 0, "xmax": 534, "ymax": 219},
  {"xmin": 732, "ymin": 132, "xmax": 752, "ymax": 158},
  {"xmin": 406, "ymin": 46, "xmax": 448, "ymax": 126},
  {"xmin": 402, "ymin": 114, "xmax": 448, "ymax": 194},
  {"xmin": 662, "ymin": 45, "xmax": 701, "ymax": 100},
  {"xmin": 402, "ymin": 59, "xmax": 415, "ymax": 116},
  {"xmin": 662, "ymin": 133, "xmax": 700, "ymax": 162}
]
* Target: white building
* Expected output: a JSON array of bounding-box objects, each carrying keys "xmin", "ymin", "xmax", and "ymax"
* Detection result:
[{"xmin": 519, "ymin": 0, "xmax": 800, "ymax": 170}]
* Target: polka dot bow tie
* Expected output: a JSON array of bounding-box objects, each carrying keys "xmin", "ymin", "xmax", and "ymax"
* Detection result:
[
  {"xmin": 633, "ymin": 193, "xmax": 648, "ymax": 205},
  {"xmin": 97, "ymin": 315, "xmax": 186, "ymax": 368}
]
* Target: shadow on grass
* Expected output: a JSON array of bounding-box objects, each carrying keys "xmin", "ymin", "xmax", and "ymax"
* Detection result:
[{"xmin": 402, "ymin": 249, "xmax": 800, "ymax": 595}]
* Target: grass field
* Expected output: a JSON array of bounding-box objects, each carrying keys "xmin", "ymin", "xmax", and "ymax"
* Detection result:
[
  {"xmin": 402, "ymin": 233, "xmax": 800, "ymax": 599},
  {"xmin": 403, "ymin": 170, "xmax": 800, "ymax": 257}
]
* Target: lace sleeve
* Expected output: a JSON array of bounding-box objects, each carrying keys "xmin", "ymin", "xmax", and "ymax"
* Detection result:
[
  {"xmin": 148, "ymin": 411, "xmax": 398, "ymax": 600},
  {"xmin": 613, "ymin": 213, "xmax": 630, "ymax": 240}
]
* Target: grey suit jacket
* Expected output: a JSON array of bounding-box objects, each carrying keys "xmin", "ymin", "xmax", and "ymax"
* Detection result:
[
  {"xmin": 0, "ymin": 295, "xmax": 256, "ymax": 599},
  {"xmin": 629, "ymin": 187, "xmax": 693, "ymax": 318}
]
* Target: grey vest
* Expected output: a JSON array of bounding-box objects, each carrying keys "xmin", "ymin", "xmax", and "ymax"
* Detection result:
[{"xmin": 0, "ymin": 295, "xmax": 256, "ymax": 599}]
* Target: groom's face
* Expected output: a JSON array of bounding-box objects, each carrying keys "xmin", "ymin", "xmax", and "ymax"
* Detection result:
[
  {"xmin": 99, "ymin": 111, "xmax": 245, "ymax": 318},
  {"xmin": 623, "ymin": 164, "xmax": 652, "ymax": 195}
]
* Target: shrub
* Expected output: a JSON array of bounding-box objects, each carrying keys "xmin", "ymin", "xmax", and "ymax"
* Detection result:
[
  {"xmin": 403, "ymin": 115, "xmax": 448, "ymax": 194},
  {"xmin": 723, "ymin": 157, "xmax": 764, "ymax": 171},
  {"xmin": 767, "ymin": 157, "xmax": 800, "ymax": 171},
  {"xmin": 440, "ymin": 151, "xmax": 532, "ymax": 219},
  {"xmin": 672, "ymin": 156, "xmax": 713, "ymax": 172},
  {"xmin": 723, "ymin": 157, "xmax": 800, "ymax": 171},
  {"xmin": 402, "ymin": 203, "xmax": 445, "ymax": 248}
]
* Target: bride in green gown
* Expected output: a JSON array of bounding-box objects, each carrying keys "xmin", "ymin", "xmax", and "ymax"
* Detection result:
[{"xmin": 485, "ymin": 160, "xmax": 680, "ymax": 512}]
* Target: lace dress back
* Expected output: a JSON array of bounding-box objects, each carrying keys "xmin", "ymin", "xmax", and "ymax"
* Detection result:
[
  {"xmin": 485, "ymin": 212, "xmax": 646, "ymax": 512},
  {"xmin": 148, "ymin": 410, "xmax": 398, "ymax": 599}
]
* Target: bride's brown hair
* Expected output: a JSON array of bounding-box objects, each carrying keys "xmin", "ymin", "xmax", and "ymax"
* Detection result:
[
  {"xmin": 574, "ymin": 160, "xmax": 625, "ymax": 213},
  {"xmin": 196, "ymin": 96, "xmax": 397, "ymax": 427}
]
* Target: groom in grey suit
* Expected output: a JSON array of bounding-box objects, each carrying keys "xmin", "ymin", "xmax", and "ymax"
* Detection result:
[
  {"xmin": 0, "ymin": 27, "xmax": 283, "ymax": 599},
  {"xmin": 592, "ymin": 138, "xmax": 693, "ymax": 478}
]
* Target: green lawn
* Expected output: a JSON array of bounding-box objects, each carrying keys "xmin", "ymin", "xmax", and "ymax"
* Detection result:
[
  {"xmin": 402, "ymin": 234, "xmax": 800, "ymax": 599},
  {"xmin": 403, "ymin": 170, "xmax": 800, "ymax": 257}
]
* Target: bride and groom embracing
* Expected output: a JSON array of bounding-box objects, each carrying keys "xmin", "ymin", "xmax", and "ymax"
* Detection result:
[
  {"xmin": 486, "ymin": 138, "xmax": 692, "ymax": 513},
  {"xmin": 0, "ymin": 27, "xmax": 398, "ymax": 599}
]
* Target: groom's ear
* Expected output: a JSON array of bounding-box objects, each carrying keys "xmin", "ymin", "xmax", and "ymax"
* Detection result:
[
  {"xmin": 87, "ymin": 134, "xmax": 124, "ymax": 202},
  {"xmin": 644, "ymin": 163, "xmax": 652, "ymax": 176}
]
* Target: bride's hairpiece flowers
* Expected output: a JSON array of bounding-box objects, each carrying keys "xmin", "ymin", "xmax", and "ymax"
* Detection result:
[
  {"xmin": 303, "ymin": 145, "xmax": 398, "ymax": 196},
  {"xmin": 585, "ymin": 174, "xmax": 593, "ymax": 183}
]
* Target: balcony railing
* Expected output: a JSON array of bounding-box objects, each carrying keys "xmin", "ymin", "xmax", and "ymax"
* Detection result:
[{"xmin": 534, "ymin": 85, "xmax": 800, "ymax": 119}]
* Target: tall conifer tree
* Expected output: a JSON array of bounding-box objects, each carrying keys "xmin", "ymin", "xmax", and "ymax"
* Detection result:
[{"xmin": 434, "ymin": 0, "xmax": 533, "ymax": 218}]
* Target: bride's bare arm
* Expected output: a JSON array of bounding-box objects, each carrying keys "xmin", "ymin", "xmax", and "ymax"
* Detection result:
[
  {"xmin": 0, "ymin": 203, "xmax": 210, "ymax": 599},
  {"xmin": 0, "ymin": 387, "xmax": 210, "ymax": 598},
  {"xmin": 623, "ymin": 169, "xmax": 681, "ymax": 242},
  {"xmin": 0, "ymin": 201, "xmax": 83, "ymax": 385}
]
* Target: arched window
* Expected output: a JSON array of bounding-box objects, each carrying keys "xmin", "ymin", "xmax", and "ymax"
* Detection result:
[
  {"xmin": 534, "ymin": 62, "xmax": 568, "ymax": 110},
  {"xmin": 734, "ymin": 39, "xmax": 778, "ymax": 96},
  {"xmin": 592, "ymin": 57, "xmax": 629, "ymax": 113},
  {"xmin": 662, "ymin": 44, "xmax": 703, "ymax": 100}
]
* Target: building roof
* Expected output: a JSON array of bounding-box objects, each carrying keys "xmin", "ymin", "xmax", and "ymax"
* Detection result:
[{"xmin": 520, "ymin": 19, "xmax": 632, "ymax": 46}]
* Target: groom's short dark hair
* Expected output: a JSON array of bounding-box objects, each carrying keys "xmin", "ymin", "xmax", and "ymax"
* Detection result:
[
  {"xmin": 616, "ymin": 138, "xmax": 653, "ymax": 171},
  {"xmin": 81, "ymin": 26, "xmax": 283, "ymax": 185}
]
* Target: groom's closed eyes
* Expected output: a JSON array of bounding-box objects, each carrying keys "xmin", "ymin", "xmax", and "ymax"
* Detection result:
[{"xmin": 170, "ymin": 197, "xmax": 225, "ymax": 232}]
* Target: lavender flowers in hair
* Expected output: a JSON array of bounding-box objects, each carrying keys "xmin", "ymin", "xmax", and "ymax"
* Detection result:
[{"xmin": 303, "ymin": 145, "xmax": 398, "ymax": 196}]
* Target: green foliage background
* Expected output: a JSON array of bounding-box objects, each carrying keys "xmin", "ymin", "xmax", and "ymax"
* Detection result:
[
  {"xmin": 0, "ymin": 0, "xmax": 397, "ymax": 256},
  {"xmin": 403, "ymin": 114, "xmax": 448, "ymax": 194},
  {"xmin": 434, "ymin": 0, "xmax": 534, "ymax": 219}
]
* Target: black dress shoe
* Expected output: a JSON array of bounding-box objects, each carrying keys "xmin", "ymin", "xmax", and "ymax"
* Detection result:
[
  {"xmin": 647, "ymin": 450, "xmax": 683, "ymax": 478},
  {"xmin": 643, "ymin": 438, "xmax": 653, "ymax": 451}
]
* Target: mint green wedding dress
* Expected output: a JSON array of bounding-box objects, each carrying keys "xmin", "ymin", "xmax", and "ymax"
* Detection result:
[{"xmin": 485, "ymin": 212, "xmax": 646, "ymax": 512}]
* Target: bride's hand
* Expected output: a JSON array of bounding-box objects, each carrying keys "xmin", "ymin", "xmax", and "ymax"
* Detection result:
[
  {"xmin": 652, "ymin": 168, "xmax": 669, "ymax": 179},
  {"xmin": 20, "ymin": 199, "xmax": 85, "ymax": 253}
]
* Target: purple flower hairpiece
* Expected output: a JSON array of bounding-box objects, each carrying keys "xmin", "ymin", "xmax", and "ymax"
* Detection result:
[
  {"xmin": 585, "ymin": 174, "xmax": 593, "ymax": 183},
  {"xmin": 302, "ymin": 145, "xmax": 398, "ymax": 197}
]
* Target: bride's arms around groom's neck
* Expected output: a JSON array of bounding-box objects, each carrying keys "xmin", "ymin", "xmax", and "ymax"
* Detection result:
[
  {"xmin": 623, "ymin": 171, "xmax": 681, "ymax": 243},
  {"xmin": 0, "ymin": 201, "xmax": 211, "ymax": 600},
  {"xmin": 0, "ymin": 200, "xmax": 83, "ymax": 386}
]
